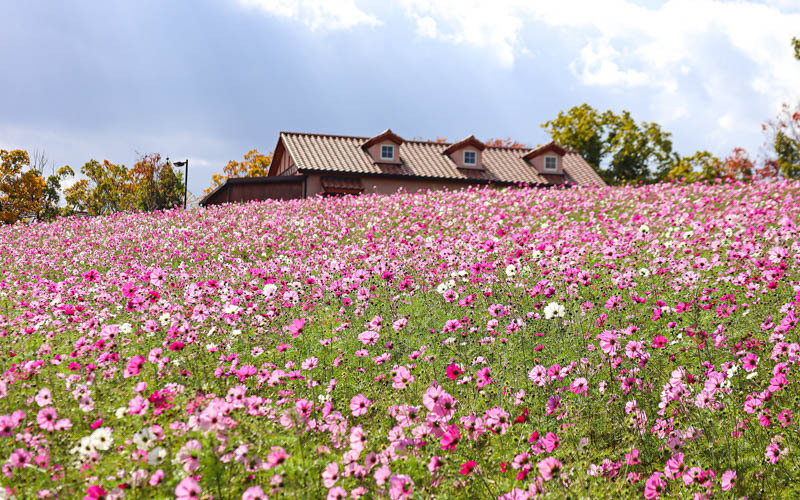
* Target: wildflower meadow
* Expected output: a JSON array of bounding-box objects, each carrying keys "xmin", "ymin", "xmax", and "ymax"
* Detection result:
[{"xmin": 2, "ymin": 181, "xmax": 799, "ymax": 499}]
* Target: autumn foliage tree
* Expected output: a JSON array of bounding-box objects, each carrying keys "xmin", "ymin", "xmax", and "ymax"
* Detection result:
[
  {"xmin": 130, "ymin": 153, "xmax": 184, "ymax": 211},
  {"xmin": 205, "ymin": 149, "xmax": 272, "ymax": 194},
  {"xmin": 0, "ymin": 149, "xmax": 74, "ymax": 223}
]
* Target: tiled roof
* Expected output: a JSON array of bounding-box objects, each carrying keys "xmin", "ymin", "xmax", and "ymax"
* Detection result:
[{"xmin": 280, "ymin": 132, "xmax": 606, "ymax": 187}]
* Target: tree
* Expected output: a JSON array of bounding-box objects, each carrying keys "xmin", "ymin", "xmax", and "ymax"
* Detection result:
[
  {"xmin": 484, "ymin": 137, "xmax": 526, "ymax": 148},
  {"xmin": 64, "ymin": 159, "xmax": 136, "ymax": 216},
  {"xmin": 0, "ymin": 149, "xmax": 47, "ymax": 224},
  {"xmin": 130, "ymin": 153, "xmax": 184, "ymax": 211},
  {"xmin": 540, "ymin": 104, "xmax": 606, "ymax": 172},
  {"xmin": 541, "ymin": 104, "xmax": 678, "ymax": 184},
  {"xmin": 762, "ymin": 103, "xmax": 800, "ymax": 180},
  {"xmin": 719, "ymin": 148, "xmax": 754, "ymax": 181},
  {"xmin": 205, "ymin": 149, "xmax": 272, "ymax": 194},
  {"xmin": 793, "ymin": 36, "xmax": 799, "ymax": 60},
  {"xmin": 666, "ymin": 151, "xmax": 721, "ymax": 183}
]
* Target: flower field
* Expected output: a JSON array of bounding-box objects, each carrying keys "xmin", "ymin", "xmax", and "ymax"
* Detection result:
[{"xmin": 2, "ymin": 181, "xmax": 800, "ymax": 499}]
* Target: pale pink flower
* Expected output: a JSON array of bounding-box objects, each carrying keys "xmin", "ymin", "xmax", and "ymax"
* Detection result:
[
  {"xmin": 37, "ymin": 407, "xmax": 57, "ymax": 432},
  {"xmin": 349, "ymin": 394, "xmax": 371, "ymax": 417},
  {"xmin": 175, "ymin": 477, "xmax": 201, "ymax": 500}
]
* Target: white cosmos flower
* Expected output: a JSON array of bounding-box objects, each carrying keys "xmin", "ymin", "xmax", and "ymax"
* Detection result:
[
  {"xmin": 148, "ymin": 446, "xmax": 167, "ymax": 465},
  {"xmin": 505, "ymin": 264, "xmax": 517, "ymax": 277},
  {"xmin": 543, "ymin": 302, "xmax": 565, "ymax": 320},
  {"xmin": 639, "ymin": 224, "xmax": 650, "ymax": 234},
  {"xmin": 133, "ymin": 428, "xmax": 156, "ymax": 450},
  {"xmin": 90, "ymin": 427, "xmax": 113, "ymax": 451},
  {"xmin": 77, "ymin": 436, "xmax": 94, "ymax": 456},
  {"xmin": 223, "ymin": 304, "xmax": 241, "ymax": 314},
  {"xmin": 119, "ymin": 323, "xmax": 133, "ymax": 334},
  {"xmin": 263, "ymin": 284, "xmax": 278, "ymax": 298},
  {"xmin": 115, "ymin": 407, "xmax": 127, "ymax": 419}
]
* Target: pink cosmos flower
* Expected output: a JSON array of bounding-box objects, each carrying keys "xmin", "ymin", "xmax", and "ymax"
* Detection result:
[
  {"xmin": 570, "ymin": 377, "xmax": 588, "ymax": 396},
  {"xmin": 177, "ymin": 440, "xmax": 202, "ymax": 472},
  {"xmin": 388, "ymin": 474, "xmax": 413, "ymax": 499},
  {"xmin": 392, "ymin": 365, "xmax": 414, "ymax": 389},
  {"xmin": 374, "ymin": 465, "xmax": 391, "ymax": 486},
  {"xmin": 742, "ymin": 352, "xmax": 759, "ymax": 371},
  {"xmin": 440, "ymin": 424, "xmax": 461, "ymax": 451},
  {"xmin": 537, "ymin": 457, "xmax": 561, "ymax": 481},
  {"xmin": 128, "ymin": 395, "xmax": 149, "ymax": 415},
  {"xmin": 720, "ymin": 470, "xmax": 736, "ymax": 491},
  {"xmin": 651, "ymin": 335, "xmax": 667, "ymax": 348},
  {"xmin": 357, "ymin": 330, "xmax": 379, "ymax": 345},
  {"xmin": 175, "ymin": 477, "xmax": 201, "ymax": 500},
  {"xmin": 644, "ymin": 472, "xmax": 666, "ymax": 498},
  {"xmin": 37, "ymin": 407, "xmax": 57, "ymax": 432},
  {"xmin": 597, "ymin": 330, "xmax": 618, "ymax": 356},
  {"xmin": 350, "ymin": 394, "xmax": 371, "ymax": 417},
  {"xmin": 266, "ymin": 446, "xmax": 289, "ymax": 468},
  {"xmin": 446, "ymin": 363, "xmax": 463, "ymax": 380},
  {"xmin": 322, "ymin": 462, "xmax": 339, "ymax": 488},
  {"xmin": 85, "ymin": 485, "xmax": 106, "ymax": 500},
  {"xmin": 460, "ymin": 460, "xmax": 477, "ymax": 475},
  {"xmin": 326, "ymin": 486, "xmax": 347, "ymax": 500},
  {"xmin": 35, "ymin": 388, "xmax": 52, "ymax": 407},
  {"xmin": 288, "ymin": 318, "xmax": 305, "ymax": 338},
  {"xmin": 476, "ymin": 367, "xmax": 492, "ymax": 389},
  {"xmin": 149, "ymin": 469, "xmax": 164, "ymax": 486},
  {"xmin": 242, "ymin": 486, "xmax": 267, "ymax": 500}
]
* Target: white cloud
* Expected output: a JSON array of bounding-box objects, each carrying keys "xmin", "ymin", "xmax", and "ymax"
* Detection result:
[
  {"xmin": 414, "ymin": 16, "xmax": 438, "ymax": 39},
  {"xmin": 574, "ymin": 39, "xmax": 650, "ymax": 87},
  {"xmin": 237, "ymin": 0, "xmax": 380, "ymax": 31},
  {"xmin": 397, "ymin": 0, "xmax": 800, "ymax": 153},
  {"xmin": 400, "ymin": 0, "xmax": 522, "ymax": 67}
]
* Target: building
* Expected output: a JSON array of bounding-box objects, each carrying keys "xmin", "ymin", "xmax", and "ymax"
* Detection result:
[{"xmin": 199, "ymin": 130, "xmax": 605, "ymax": 206}]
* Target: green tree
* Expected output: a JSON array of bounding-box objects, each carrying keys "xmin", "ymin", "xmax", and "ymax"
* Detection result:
[
  {"xmin": 541, "ymin": 104, "xmax": 677, "ymax": 184},
  {"xmin": 540, "ymin": 104, "xmax": 606, "ymax": 172},
  {"xmin": 793, "ymin": 36, "xmax": 799, "ymax": 60},
  {"xmin": 64, "ymin": 159, "xmax": 136, "ymax": 215},
  {"xmin": 666, "ymin": 151, "xmax": 721, "ymax": 183},
  {"xmin": 762, "ymin": 103, "xmax": 800, "ymax": 180}
]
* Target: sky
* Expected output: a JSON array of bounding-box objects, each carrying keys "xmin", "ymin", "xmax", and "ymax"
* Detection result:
[{"xmin": 1, "ymin": 0, "xmax": 799, "ymax": 197}]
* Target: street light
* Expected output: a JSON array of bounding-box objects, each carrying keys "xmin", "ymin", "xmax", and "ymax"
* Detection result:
[{"xmin": 168, "ymin": 158, "xmax": 189, "ymax": 209}]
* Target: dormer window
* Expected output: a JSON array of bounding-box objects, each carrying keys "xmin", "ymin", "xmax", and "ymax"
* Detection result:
[
  {"xmin": 522, "ymin": 142, "xmax": 567, "ymax": 175},
  {"xmin": 442, "ymin": 135, "xmax": 486, "ymax": 170},
  {"xmin": 464, "ymin": 150, "xmax": 477, "ymax": 166},
  {"xmin": 362, "ymin": 129, "xmax": 404, "ymax": 165}
]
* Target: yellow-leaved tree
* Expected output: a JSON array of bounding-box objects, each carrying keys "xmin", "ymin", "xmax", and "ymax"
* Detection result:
[
  {"xmin": 205, "ymin": 149, "xmax": 272, "ymax": 194},
  {"xmin": 0, "ymin": 149, "xmax": 72, "ymax": 224}
]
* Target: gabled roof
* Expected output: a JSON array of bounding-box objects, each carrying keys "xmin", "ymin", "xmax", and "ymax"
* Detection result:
[
  {"xmin": 522, "ymin": 141, "xmax": 568, "ymax": 161},
  {"xmin": 442, "ymin": 135, "xmax": 487, "ymax": 155},
  {"xmin": 276, "ymin": 131, "xmax": 606, "ymax": 187},
  {"xmin": 361, "ymin": 129, "xmax": 404, "ymax": 148}
]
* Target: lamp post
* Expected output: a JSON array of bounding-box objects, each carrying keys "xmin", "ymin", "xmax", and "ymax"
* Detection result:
[{"xmin": 171, "ymin": 159, "xmax": 189, "ymax": 209}]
